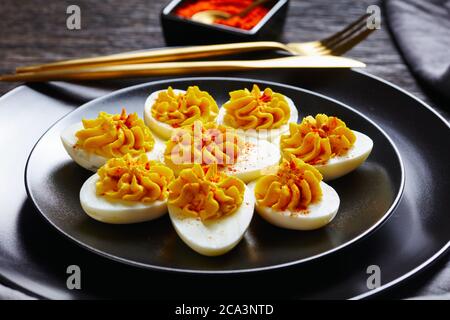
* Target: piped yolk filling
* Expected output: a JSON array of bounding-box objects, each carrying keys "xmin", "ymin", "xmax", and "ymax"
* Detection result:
[
  {"xmin": 75, "ymin": 108, "xmax": 154, "ymax": 158},
  {"xmin": 164, "ymin": 121, "xmax": 242, "ymax": 172},
  {"xmin": 168, "ymin": 164, "xmax": 245, "ymax": 221},
  {"xmin": 151, "ymin": 86, "xmax": 219, "ymax": 128},
  {"xmin": 223, "ymin": 84, "xmax": 290, "ymax": 130},
  {"xmin": 96, "ymin": 153, "xmax": 174, "ymax": 202},
  {"xmin": 280, "ymin": 114, "xmax": 356, "ymax": 165},
  {"xmin": 255, "ymin": 157, "xmax": 322, "ymax": 212}
]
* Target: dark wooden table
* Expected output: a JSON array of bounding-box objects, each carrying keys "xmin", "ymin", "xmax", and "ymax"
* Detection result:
[{"xmin": 0, "ymin": 0, "xmax": 448, "ymax": 299}]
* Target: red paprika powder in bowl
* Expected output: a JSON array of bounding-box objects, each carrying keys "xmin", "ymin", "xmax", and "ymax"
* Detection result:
[
  {"xmin": 160, "ymin": 0, "xmax": 289, "ymax": 46},
  {"xmin": 175, "ymin": 0, "xmax": 270, "ymax": 31}
]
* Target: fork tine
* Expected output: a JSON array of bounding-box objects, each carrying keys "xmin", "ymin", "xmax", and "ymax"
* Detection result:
[
  {"xmin": 300, "ymin": 13, "xmax": 372, "ymax": 56},
  {"xmin": 328, "ymin": 27, "xmax": 375, "ymax": 56},
  {"xmin": 320, "ymin": 13, "xmax": 371, "ymax": 46},
  {"xmin": 312, "ymin": 13, "xmax": 374, "ymax": 56}
]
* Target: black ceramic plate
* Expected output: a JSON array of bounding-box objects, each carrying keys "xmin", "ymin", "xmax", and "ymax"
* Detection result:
[
  {"xmin": 0, "ymin": 69, "xmax": 448, "ymax": 299},
  {"xmin": 24, "ymin": 78, "xmax": 404, "ymax": 273}
]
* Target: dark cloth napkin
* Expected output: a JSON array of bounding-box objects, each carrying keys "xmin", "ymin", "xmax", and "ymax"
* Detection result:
[
  {"xmin": 0, "ymin": 283, "xmax": 35, "ymax": 300},
  {"xmin": 385, "ymin": 0, "xmax": 450, "ymax": 104}
]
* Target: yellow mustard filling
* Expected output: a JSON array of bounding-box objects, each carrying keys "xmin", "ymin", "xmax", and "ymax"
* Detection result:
[
  {"xmin": 96, "ymin": 153, "xmax": 174, "ymax": 202},
  {"xmin": 280, "ymin": 114, "xmax": 356, "ymax": 165},
  {"xmin": 151, "ymin": 86, "xmax": 219, "ymax": 128},
  {"xmin": 255, "ymin": 157, "xmax": 323, "ymax": 212},
  {"xmin": 168, "ymin": 164, "xmax": 245, "ymax": 221},
  {"xmin": 222, "ymin": 84, "xmax": 291, "ymax": 130},
  {"xmin": 76, "ymin": 109, "xmax": 154, "ymax": 158},
  {"xmin": 164, "ymin": 121, "xmax": 242, "ymax": 172}
]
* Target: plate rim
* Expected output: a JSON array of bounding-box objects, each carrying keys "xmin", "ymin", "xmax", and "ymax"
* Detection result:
[
  {"xmin": 1, "ymin": 67, "xmax": 447, "ymax": 299},
  {"xmin": 24, "ymin": 76, "xmax": 406, "ymax": 274},
  {"xmin": 351, "ymin": 69, "xmax": 449, "ymax": 299}
]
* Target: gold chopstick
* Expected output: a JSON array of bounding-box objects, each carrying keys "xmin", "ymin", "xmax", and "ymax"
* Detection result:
[{"xmin": 1, "ymin": 56, "xmax": 365, "ymax": 82}]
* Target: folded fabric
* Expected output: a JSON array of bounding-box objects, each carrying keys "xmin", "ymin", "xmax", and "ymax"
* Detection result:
[{"xmin": 385, "ymin": 0, "xmax": 450, "ymax": 104}]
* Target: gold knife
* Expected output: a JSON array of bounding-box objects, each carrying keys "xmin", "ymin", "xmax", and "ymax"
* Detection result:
[{"xmin": 1, "ymin": 56, "xmax": 365, "ymax": 82}]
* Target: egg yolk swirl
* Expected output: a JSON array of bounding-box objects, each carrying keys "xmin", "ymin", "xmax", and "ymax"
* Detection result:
[
  {"xmin": 223, "ymin": 84, "xmax": 291, "ymax": 130},
  {"xmin": 164, "ymin": 121, "xmax": 242, "ymax": 172},
  {"xmin": 280, "ymin": 114, "xmax": 356, "ymax": 165},
  {"xmin": 76, "ymin": 109, "xmax": 154, "ymax": 158},
  {"xmin": 255, "ymin": 157, "xmax": 323, "ymax": 212},
  {"xmin": 151, "ymin": 86, "xmax": 219, "ymax": 128},
  {"xmin": 169, "ymin": 164, "xmax": 245, "ymax": 221},
  {"xmin": 96, "ymin": 153, "xmax": 174, "ymax": 202}
]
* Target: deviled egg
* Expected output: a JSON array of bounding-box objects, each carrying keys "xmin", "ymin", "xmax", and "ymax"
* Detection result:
[
  {"xmin": 144, "ymin": 86, "xmax": 219, "ymax": 140},
  {"xmin": 61, "ymin": 108, "xmax": 165, "ymax": 171},
  {"xmin": 80, "ymin": 153, "xmax": 174, "ymax": 224},
  {"xmin": 217, "ymin": 84, "xmax": 298, "ymax": 142},
  {"xmin": 280, "ymin": 114, "xmax": 373, "ymax": 181},
  {"xmin": 164, "ymin": 121, "xmax": 280, "ymax": 183},
  {"xmin": 167, "ymin": 164, "xmax": 255, "ymax": 256},
  {"xmin": 249, "ymin": 156, "xmax": 340, "ymax": 230}
]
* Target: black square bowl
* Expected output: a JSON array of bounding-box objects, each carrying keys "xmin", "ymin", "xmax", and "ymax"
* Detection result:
[{"xmin": 161, "ymin": 0, "xmax": 289, "ymax": 46}]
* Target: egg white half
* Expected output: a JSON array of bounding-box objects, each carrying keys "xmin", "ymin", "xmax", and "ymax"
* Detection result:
[
  {"xmin": 222, "ymin": 137, "xmax": 280, "ymax": 183},
  {"xmin": 168, "ymin": 184, "xmax": 255, "ymax": 256},
  {"xmin": 61, "ymin": 122, "xmax": 166, "ymax": 171},
  {"xmin": 144, "ymin": 89, "xmax": 186, "ymax": 140},
  {"xmin": 248, "ymin": 181, "xmax": 340, "ymax": 230},
  {"xmin": 165, "ymin": 137, "xmax": 280, "ymax": 183},
  {"xmin": 315, "ymin": 131, "xmax": 373, "ymax": 181},
  {"xmin": 80, "ymin": 174, "xmax": 167, "ymax": 224},
  {"xmin": 217, "ymin": 94, "xmax": 298, "ymax": 142}
]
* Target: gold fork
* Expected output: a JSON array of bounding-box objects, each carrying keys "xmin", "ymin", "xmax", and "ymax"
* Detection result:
[{"xmin": 15, "ymin": 13, "xmax": 373, "ymax": 74}]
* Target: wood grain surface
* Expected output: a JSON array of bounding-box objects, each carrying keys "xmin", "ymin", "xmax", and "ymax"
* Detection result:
[{"xmin": 0, "ymin": 0, "xmax": 448, "ymax": 298}]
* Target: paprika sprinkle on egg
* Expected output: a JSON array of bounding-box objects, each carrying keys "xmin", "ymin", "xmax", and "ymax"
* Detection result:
[{"xmin": 175, "ymin": 0, "xmax": 270, "ymax": 30}]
